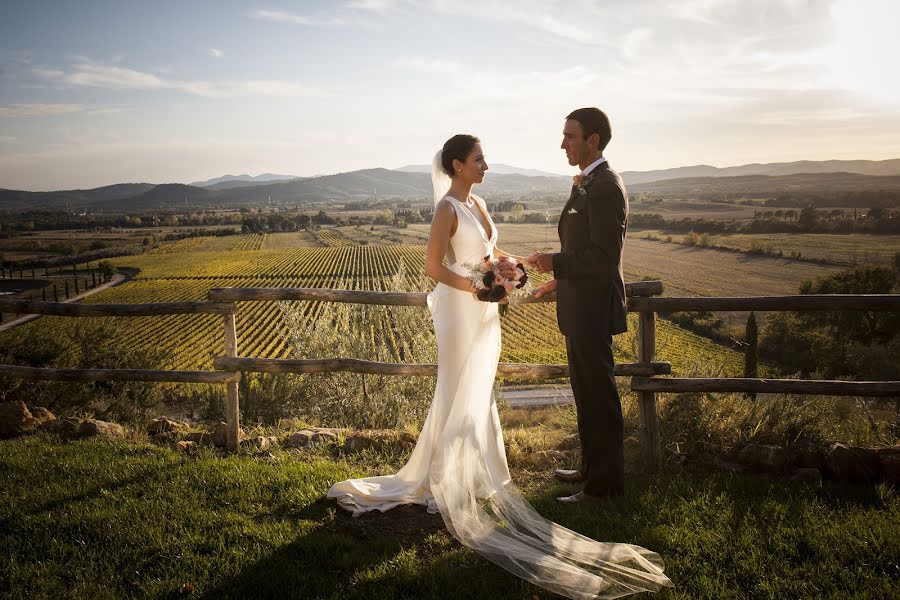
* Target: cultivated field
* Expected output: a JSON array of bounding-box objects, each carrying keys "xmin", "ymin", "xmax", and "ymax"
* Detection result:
[
  {"xmin": 635, "ymin": 230, "xmax": 900, "ymax": 266},
  {"xmin": 0, "ymin": 233, "xmax": 752, "ymax": 378}
]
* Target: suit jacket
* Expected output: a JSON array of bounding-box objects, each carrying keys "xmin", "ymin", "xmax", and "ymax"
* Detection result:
[{"xmin": 551, "ymin": 161, "xmax": 629, "ymax": 337}]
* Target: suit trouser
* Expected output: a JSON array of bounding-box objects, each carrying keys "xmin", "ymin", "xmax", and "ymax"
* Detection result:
[{"xmin": 565, "ymin": 332, "xmax": 625, "ymax": 496}]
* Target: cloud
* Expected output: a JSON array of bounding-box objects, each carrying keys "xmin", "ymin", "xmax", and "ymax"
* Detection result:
[
  {"xmin": 239, "ymin": 80, "xmax": 331, "ymax": 97},
  {"xmin": 34, "ymin": 59, "xmax": 329, "ymax": 98},
  {"xmin": 0, "ymin": 104, "xmax": 90, "ymax": 117},
  {"xmin": 348, "ymin": 0, "xmax": 397, "ymax": 11},
  {"xmin": 209, "ymin": 48, "xmax": 223, "ymax": 59},
  {"xmin": 0, "ymin": 136, "xmax": 17, "ymax": 144},
  {"xmin": 392, "ymin": 56, "xmax": 459, "ymax": 73},
  {"xmin": 252, "ymin": 9, "xmax": 344, "ymax": 26}
]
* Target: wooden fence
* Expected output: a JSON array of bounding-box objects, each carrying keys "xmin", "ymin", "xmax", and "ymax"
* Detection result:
[{"xmin": 1, "ymin": 284, "xmax": 899, "ymax": 471}]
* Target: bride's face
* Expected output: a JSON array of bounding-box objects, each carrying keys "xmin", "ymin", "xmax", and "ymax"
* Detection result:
[{"xmin": 454, "ymin": 143, "xmax": 488, "ymax": 184}]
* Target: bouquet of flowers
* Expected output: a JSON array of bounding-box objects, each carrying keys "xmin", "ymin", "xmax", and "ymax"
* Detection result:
[{"xmin": 465, "ymin": 256, "xmax": 530, "ymax": 314}]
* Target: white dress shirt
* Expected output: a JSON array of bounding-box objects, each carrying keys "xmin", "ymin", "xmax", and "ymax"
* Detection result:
[{"xmin": 581, "ymin": 156, "xmax": 607, "ymax": 177}]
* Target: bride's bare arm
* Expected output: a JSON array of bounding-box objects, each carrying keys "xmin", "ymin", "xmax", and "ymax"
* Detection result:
[
  {"xmin": 425, "ymin": 200, "xmax": 479, "ymax": 294},
  {"xmin": 493, "ymin": 246, "xmax": 524, "ymax": 263}
]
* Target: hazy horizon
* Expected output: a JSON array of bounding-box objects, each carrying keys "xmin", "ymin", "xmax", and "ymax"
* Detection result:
[{"xmin": 2, "ymin": 0, "xmax": 899, "ymax": 191}]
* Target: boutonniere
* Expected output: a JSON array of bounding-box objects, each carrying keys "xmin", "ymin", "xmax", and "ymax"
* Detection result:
[{"xmin": 572, "ymin": 171, "xmax": 596, "ymax": 195}]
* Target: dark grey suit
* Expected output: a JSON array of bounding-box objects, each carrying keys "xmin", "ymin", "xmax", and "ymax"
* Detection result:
[{"xmin": 551, "ymin": 161, "xmax": 629, "ymax": 495}]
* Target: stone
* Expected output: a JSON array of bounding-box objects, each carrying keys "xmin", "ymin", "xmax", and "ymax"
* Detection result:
[
  {"xmin": 790, "ymin": 468, "xmax": 823, "ymax": 487},
  {"xmin": 792, "ymin": 446, "xmax": 825, "ymax": 470},
  {"xmin": 212, "ymin": 422, "xmax": 245, "ymax": 448},
  {"xmin": 0, "ymin": 401, "xmax": 37, "ymax": 438},
  {"xmin": 243, "ymin": 436, "xmax": 278, "ymax": 451},
  {"xmin": 737, "ymin": 443, "xmax": 787, "ymax": 472},
  {"xmin": 78, "ymin": 419, "xmax": 126, "ymax": 439},
  {"xmin": 174, "ymin": 440, "xmax": 197, "ymax": 453},
  {"xmin": 184, "ymin": 431, "xmax": 212, "ymax": 446},
  {"xmin": 874, "ymin": 446, "xmax": 900, "ymax": 484},
  {"xmin": 28, "ymin": 406, "xmax": 56, "ymax": 424},
  {"xmin": 342, "ymin": 430, "xmax": 416, "ymax": 454},
  {"xmin": 147, "ymin": 417, "xmax": 189, "ymax": 435},
  {"xmin": 825, "ymin": 443, "xmax": 879, "ymax": 482},
  {"xmin": 285, "ymin": 429, "xmax": 317, "ymax": 448},
  {"xmin": 39, "ymin": 418, "xmax": 81, "ymax": 435}
]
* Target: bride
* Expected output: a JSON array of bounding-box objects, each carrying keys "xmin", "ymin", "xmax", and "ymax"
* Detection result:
[{"xmin": 327, "ymin": 134, "xmax": 673, "ymax": 599}]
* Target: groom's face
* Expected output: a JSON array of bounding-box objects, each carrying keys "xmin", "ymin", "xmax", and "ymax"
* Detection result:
[{"xmin": 561, "ymin": 119, "xmax": 589, "ymax": 167}]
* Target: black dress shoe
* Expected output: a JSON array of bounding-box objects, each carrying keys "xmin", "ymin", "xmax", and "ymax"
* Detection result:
[
  {"xmin": 556, "ymin": 491, "xmax": 606, "ymax": 504},
  {"xmin": 554, "ymin": 469, "xmax": 584, "ymax": 483}
]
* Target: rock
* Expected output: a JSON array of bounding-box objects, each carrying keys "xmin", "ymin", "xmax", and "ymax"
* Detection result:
[
  {"xmin": 184, "ymin": 431, "xmax": 212, "ymax": 446},
  {"xmin": 792, "ymin": 446, "xmax": 825, "ymax": 470},
  {"xmin": 243, "ymin": 436, "xmax": 278, "ymax": 451},
  {"xmin": 790, "ymin": 468, "xmax": 822, "ymax": 487},
  {"xmin": 212, "ymin": 422, "xmax": 245, "ymax": 448},
  {"xmin": 174, "ymin": 440, "xmax": 197, "ymax": 453},
  {"xmin": 285, "ymin": 429, "xmax": 317, "ymax": 448},
  {"xmin": 312, "ymin": 430, "xmax": 338, "ymax": 443},
  {"xmin": 39, "ymin": 418, "xmax": 81, "ymax": 435},
  {"xmin": 78, "ymin": 419, "xmax": 126, "ymax": 439},
  {"xmin": 147, "ymin": 417, "xmax": 189, "ymax": 435},
  {"xmin": 342, "ymin": 430, "xmax": 416, "ymax": 454},
  {"xmin": 28, "ymin": 406, "xmax": 55, "ymax": 424},
  {"xmin": 825, "ymin": 443, "xmax": 880, "ymax": 482},
  {"xmin": 874, "ymin": 446, "xmax": 900, "ymax": 484},
  {"xmin": 0, "ymin": 401, "xmax": 37, "ymax": 438},
  {"xmin": 737, "ymin": 443, "xmax": 787, "ymax": 472}
]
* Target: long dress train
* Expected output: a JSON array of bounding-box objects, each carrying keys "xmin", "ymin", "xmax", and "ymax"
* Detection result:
[{"xmin": 327, "ymin": 195, "xmax": 673, "ymax": 599}]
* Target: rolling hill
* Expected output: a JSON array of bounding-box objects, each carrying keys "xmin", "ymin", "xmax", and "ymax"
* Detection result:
[
  {"xmin": 4, "ymin": 162, "xmax": 900, "ymax": 212},
  {"xmin": 621, "ymin": 158, "xmax": 900, "ymax": 185}
]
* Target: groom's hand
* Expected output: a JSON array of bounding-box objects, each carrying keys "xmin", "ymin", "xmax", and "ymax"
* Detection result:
[
  {"xmin": 526, "ymin": 252, "xmax": 554, "ymax": 274},
  {"xmin": 534, "ymin": 278, "xmax": 557, "ymax": 298}
]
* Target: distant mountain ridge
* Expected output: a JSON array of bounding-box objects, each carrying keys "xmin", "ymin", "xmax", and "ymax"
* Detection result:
[
  {"xmin": 189, "ymin": 173, "xmax": 300, "ymax": 187},
  {"xmin": 621, "ymin": 158, "xmax": 900, "ymax": 185},
  {"xmin": 395, "ymin": 163, "xmax": 567, "ymax": 178},
  {"xmin": 629, "ymin": 171, "xmax": 900, "ymax": 199},
  {"xmin": 3, "ymin": 159, "xmax": 900, "ymax": 212}
]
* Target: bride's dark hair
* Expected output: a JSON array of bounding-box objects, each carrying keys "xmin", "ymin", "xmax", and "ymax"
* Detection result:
[{"xmin": 441, "ymin": 134, "xmax": 480, "ymax": 177}]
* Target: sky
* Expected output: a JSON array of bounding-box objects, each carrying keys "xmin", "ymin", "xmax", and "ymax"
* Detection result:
[{"xmin": 1, "ymin": 0, "xmax": 899, "ymax": 191}]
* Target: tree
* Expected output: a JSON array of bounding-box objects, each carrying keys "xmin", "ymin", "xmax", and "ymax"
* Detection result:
[
  {"xmin": 509, "ymin": 204, "xmax": 525, "ymax": 223},
  {"xmin": 798, "ymin": 205, "xmax": 817, "ymax": 230},
  {"xmin": 761, "ymin": 265, "xmax": 899, "ymax": 379},
  {"xmin": 97, "ymin": 261, "xmax": 116, "ymax": 281}
]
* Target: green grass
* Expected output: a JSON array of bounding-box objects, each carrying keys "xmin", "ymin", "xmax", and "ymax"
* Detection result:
[{"xmin": 2, "ymin": 434, "xmax": 898, "ymax": 600}]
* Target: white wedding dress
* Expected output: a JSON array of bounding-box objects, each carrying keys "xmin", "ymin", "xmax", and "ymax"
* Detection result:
[{"xmin": 327, "ymin": 190, "xmax": 673, "ymax": 599}]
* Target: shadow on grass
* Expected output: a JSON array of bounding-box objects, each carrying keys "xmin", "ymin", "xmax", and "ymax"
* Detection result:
[
  {"xmin": 196, "ymin": 469, "xmax": 895, "ymax": 600},
  {"xmin": 199, "ymin": 497, "xmax": 455, "ymax": 600}
]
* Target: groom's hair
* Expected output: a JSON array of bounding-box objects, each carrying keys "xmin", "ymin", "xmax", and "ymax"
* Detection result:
[
  {"xmin": 441, "ymin": 134, "xmax": 480, "ymax": 177},
  {"xmin": 566, "ymin": 108, "xmax": 611, "ymax": 152}
]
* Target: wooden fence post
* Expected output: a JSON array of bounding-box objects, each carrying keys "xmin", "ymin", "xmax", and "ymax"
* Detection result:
[
  {"xmin": 637, "ymin": 311, "xmax": 662, "ymax": 471},
  {"xmin": 223, "ymin": 307, "xmax": 240, "ymax": 452}
]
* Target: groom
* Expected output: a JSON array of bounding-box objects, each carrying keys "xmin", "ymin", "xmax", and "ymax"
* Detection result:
[{"xmin": 527, "ymin": 107, "xmax": 629, "ymax": 503}]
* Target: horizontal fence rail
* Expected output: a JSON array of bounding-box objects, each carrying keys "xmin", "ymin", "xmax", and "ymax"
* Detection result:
[
  {"xmin": 0, "ymin": 364, "xmax": 239, "ymax": 384},
  {"xmin": 213, "ymin": 357, "xmax": 672, "ymax": 378},
  {"xmin": 628, "ymin": 294, "xmax": 900, "ymax": 313},
  {"xmin": 631, "ymin": 376, "xmax": 900, "ymax": 397},
  {"xmin": 2, "ymin": 281, "xmax": 898, "ymax": 466},
  {"xmin": 207, "ymin": 280, "xmax": 664, "ymax": 304},
  {"xmin": 0, "ymin": 298, "xmax": 235, "ymax": 317}
]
